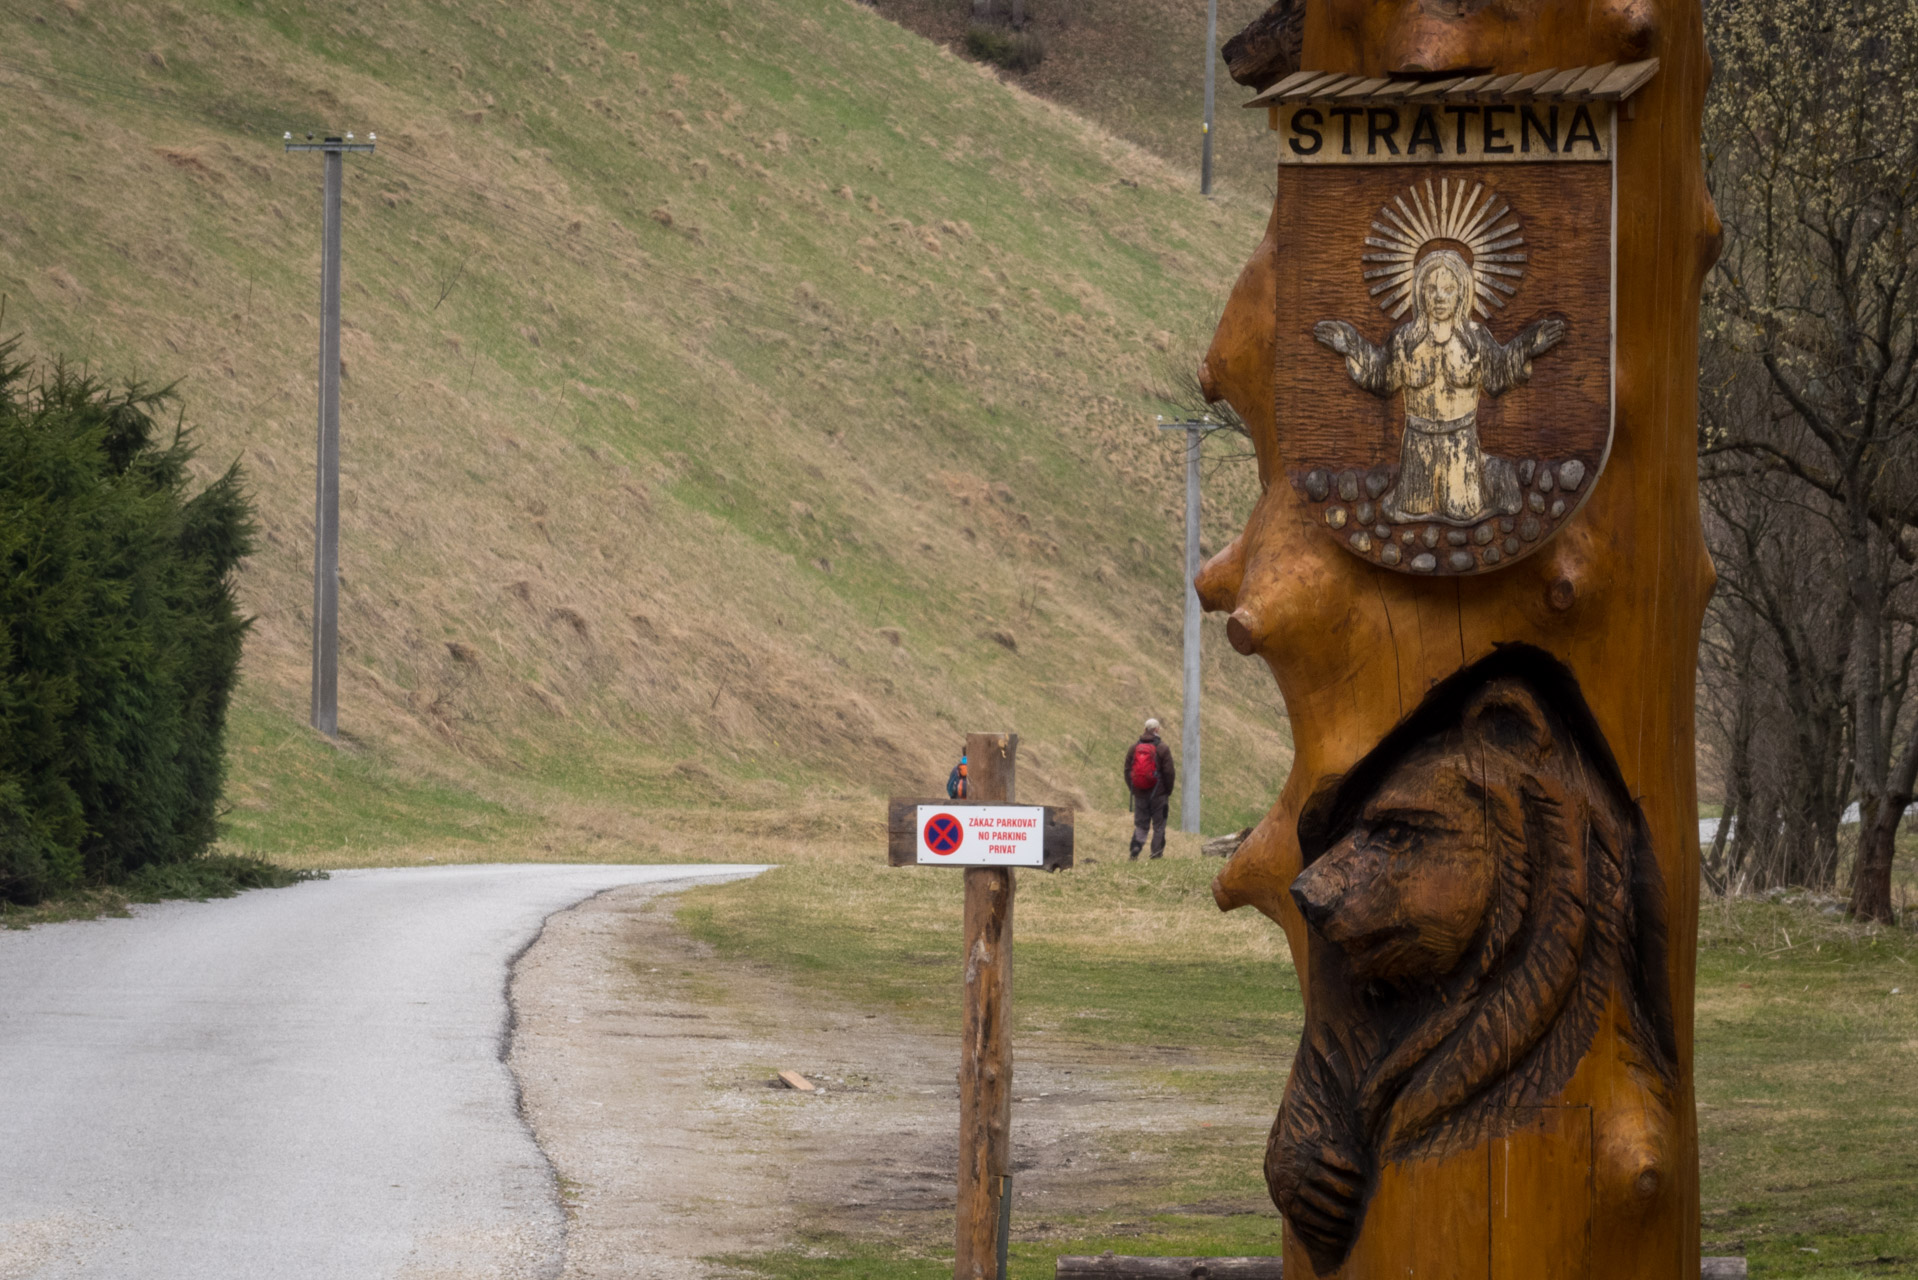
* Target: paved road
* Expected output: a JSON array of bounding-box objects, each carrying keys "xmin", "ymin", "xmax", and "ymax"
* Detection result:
[{"xmin": 0, "ymin": 862, "xmax": 768, "ymax": 1280}]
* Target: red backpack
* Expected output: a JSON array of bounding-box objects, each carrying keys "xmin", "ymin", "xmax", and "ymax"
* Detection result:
[{"xmin": 1127, "ymin": 741, "xmax": 1160, "ymax": 792}]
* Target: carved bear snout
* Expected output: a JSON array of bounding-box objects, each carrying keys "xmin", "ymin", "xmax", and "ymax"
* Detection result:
[
  {"xmin": 1288, "ymin": 752, "xmax": 1502, "ymax": 983},
  {"xmin": 1290, "ymin": 856, "xmax": 1348, "ymax": 933}
]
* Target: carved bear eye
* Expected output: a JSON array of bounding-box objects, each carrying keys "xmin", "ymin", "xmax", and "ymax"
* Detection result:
[{"xmin": 1370, "ymin": 820, "xmax": 1417, "ymax": 849}]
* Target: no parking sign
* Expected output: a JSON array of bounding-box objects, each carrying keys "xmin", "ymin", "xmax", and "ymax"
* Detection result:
[
  {"xmin": 885, "ymin": 734, "xmax": 1072, "ymax": 1277},
  {"xmin": 914, "ymin": 805, "xmax": 1046, "ymax": 866}
]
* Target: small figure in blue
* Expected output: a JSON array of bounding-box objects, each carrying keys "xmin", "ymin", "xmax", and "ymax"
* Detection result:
[
  {"xmin": 1123, "ymin": 718, "xmax": 1176, "ymax": 860},
  {"xmin": 946, "ymin": 751, "xmax": 969, "ymax": 801}
]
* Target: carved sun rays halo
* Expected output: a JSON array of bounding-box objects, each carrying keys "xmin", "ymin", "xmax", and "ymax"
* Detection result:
[{"xmin": 1363, "ymin": 179, "xmax": 1527, "ymax": 320}]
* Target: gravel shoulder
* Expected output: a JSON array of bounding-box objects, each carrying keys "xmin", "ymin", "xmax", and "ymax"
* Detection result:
[{"xmin": 509, "ymin": 883, "xmax": 1283, "ymax": 1277}]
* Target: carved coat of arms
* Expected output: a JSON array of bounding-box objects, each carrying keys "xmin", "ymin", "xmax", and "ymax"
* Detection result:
[{"xmin": 1254, "ymin": 64, "xmax": 1658, "ymax": 574}]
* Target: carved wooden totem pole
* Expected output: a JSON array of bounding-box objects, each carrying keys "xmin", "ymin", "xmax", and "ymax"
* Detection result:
[{"xmin": 1199, "ymin": 1, "xmax": 1718, "ymax": 1277}]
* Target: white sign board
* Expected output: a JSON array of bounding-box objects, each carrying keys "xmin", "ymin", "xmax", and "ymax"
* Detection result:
[{"xmin": 915, "ymin": 805, "xmax": 1046, "ymax": 867}]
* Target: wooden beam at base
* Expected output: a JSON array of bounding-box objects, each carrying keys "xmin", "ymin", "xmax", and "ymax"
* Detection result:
[
  {"xmin": 1055, "ymin": 1258, "xmax": 1281, "ymax": 1279},
  {"xmin": 1054, "ymin": 1259, "xmax": 1749, "ymax": 1279}
]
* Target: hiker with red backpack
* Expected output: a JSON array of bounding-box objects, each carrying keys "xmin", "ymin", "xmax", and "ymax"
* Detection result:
[{"xmin": 1123, "ymin": 718, "xmax": 1176, "ymax": 859}]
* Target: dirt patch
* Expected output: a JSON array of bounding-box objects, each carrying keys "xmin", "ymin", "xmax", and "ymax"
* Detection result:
[
  {"xmin": 0, "ymin": 1213, "xmax": 109, "ymax": 1279},
  {"xmin": 508, "ymin": 883, "xmax": 1277, "ymax": 1274}
]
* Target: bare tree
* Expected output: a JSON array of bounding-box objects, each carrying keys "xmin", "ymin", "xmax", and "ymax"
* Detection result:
[
  {"xmin": 1701, "ymin": 0, "xmax": 1918, "ymax": 920},
  {"xmin": 1698, "ymin": 442, "xmax": 1855, "ymax": 890}
]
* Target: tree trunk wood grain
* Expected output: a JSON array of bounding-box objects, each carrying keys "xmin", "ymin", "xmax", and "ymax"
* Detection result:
[
  {"xmin": 957, "ymin": 733, "xmax": 1017, "ymax": 1280},
  {"xmin": 1221, "ymin": 0, "xmax": 1303, "ymax": 92},
  {"xmin": 1196, "ymin": 2, "xmax": 1717, "ymax": 1278}
]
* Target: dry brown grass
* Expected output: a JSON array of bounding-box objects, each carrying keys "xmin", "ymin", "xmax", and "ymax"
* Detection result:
[{"xmin": 0, "ymin": 0, "xmax": 1289, "ymax": 857}]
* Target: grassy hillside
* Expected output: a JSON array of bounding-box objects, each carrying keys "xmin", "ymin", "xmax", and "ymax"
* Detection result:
[
  {"xmin": 866, "ymin": 0, "xmax": 1283, "ymax": 204},
  {"xmin": 0, "ymin": 0, "xmax": 1286, "ymax": 862}
]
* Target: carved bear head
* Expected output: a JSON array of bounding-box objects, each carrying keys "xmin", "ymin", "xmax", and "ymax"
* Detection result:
[
  {"xmin": 1290, "ymin": 679, "xmax": 1557, "ymax": 986},
  {"xmin": 1268, "ymin": 661, "xmax": 1677, "ymax": 1274},
  {"xmin": 1290, "ymin": 744, "xmax": 1495, "ymax": 982}
]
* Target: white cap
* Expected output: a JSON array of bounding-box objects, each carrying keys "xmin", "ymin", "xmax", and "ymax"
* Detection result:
[{"xmin": 1144, "ymin": 718, "xmax": 1161, "ymax": 733}]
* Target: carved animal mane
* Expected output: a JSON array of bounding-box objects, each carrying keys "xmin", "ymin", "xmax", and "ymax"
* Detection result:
[
  {"xmin": 1365, "ymin": 686, "xmax": 1650, "ymax": 1154},
  {"xmin": 1268, "ymin": 662, "xmax": 1677, "ymax": 1273}
]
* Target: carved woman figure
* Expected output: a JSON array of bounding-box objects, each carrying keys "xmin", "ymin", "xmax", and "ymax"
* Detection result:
[{"xmin": 1314, "ymin": 249, "xmax": 1565, "ymax": 525}]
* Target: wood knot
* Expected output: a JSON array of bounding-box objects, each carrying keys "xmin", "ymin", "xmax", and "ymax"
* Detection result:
[
  {"xmin": 1548, "ymin": 577, "xmax": 1576, "ymax": 611},
  {"xmin": 1226, "ymin": 609, "xmax": 1259, "ymax": 655},
  {"xmin": 1197, "ymin": 357, "xmax": 1221, "ymax": 405}
]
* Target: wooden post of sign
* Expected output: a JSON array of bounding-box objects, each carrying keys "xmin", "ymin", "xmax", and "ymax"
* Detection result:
[
  {"xmin": 887, "ymin": 741, "xmax": 1072, "ymax": 1275},
  {"xmin": 957, "ymin": 732, "xmax": 1016, "ymax": 1280},
  {"xmin": 1193, "ymin": 2, "xmax": 1717, "ymax": 1277}
]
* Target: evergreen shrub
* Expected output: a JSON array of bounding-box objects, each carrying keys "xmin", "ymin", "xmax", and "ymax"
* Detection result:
[{"xmin": 0, "ymin": 339, "xmax": 255, "ymax": 903}]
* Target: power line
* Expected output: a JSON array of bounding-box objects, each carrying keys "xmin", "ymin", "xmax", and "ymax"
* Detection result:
[
  {"xmin": 379, "ymin": 150, "xmax": 838, "ymax": 332},
  {"xmin": 0, "ymin": 54, "xmax": 836, "ymax": 339},
  {"xmin": 0, "ymin": 52, "xmax": 798, "ymax": 328},
  {"xmin": 0, "ymin": 51, "xmax": 1091, "ymax": 381},
  {"xmin": 0, "ymin": 49, "xmax": 1106, "ymax": 353},
  {"xmin": 0, "ymin": 52, "xmax": 330, "ymax": 138}
]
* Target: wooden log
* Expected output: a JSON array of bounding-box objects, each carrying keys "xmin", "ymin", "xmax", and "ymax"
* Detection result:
[
  {"xmin": 1055, "ymin": 1259, "xmax": 1748, "ymax": 1279},
  {"xmin": 956, "ymin": 732, "xmax": 1016, "ymax": 1280},
  {"xmin": 1195, "ymin": 0, "xmax": 1716, "ymax": 1276},
  {"xmin": 1056, "ymin": 1257, "xmax": 1283, "ymax": 1279},
  {"xmin": 1201, "ymin": 826, "xmax": 1254, "ymax": 858},
  {"xmin": 887, "ymin": 798, "xmax": 1074, "ymax": 869}
]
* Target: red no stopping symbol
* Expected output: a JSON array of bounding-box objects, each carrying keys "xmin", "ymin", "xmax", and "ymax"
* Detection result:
[{"xmin": 923, "ymin": 812, "xmax": 965, "ymax": 855}]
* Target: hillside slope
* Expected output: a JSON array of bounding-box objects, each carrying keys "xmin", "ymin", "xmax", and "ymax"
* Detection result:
[{"xmin": 0, "ymin": 0, "xmax": 1285, "ymax": 861}]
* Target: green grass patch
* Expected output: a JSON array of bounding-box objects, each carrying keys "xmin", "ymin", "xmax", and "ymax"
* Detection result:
[
  {"xmin": 217, "ymin": 697, "xmax": 538, "ymax": 864},
  {"xmin": 717, "ymin": 1216, "xmax": 1286, "ymax": 1280},
  {"xmin": 714, "ymin": 1238, "xmax": 953, "ymax": 1280},
  {"xmin": 1695, "ymin": 898, "xmax": 1918, "ymax": 1277},
  {"xmin": 682, "ymin": 865, "xmax": 1918, "ymax": 1277},
  {"xmin": 676, "ymin": 848, "xmax": 1299, "ymax": 1056},
  {"xmin": 676, "ymin": 842, "xmax": 1298, "ymax": 1276}
]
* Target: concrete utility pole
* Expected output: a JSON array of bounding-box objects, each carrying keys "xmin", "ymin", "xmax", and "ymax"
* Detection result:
[
  {"xmin": 285, "ymin": 132, "xmax": 374, "ymax": 738},
  {"xmin": 1157, "ymin": 416, "xmax": 1223, "ymax": 834},
  {"xmin": 1201, "ymin": 0, "xmax": 1219, "ymax": 195}
]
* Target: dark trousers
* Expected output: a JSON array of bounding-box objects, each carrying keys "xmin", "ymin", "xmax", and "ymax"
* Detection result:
[{"xmin": 1130, "ymin": 789, "xmax": 1168, "ymax": 857}]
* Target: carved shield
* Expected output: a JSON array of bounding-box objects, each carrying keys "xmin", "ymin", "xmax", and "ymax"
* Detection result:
[{"xmin": 1254, "ymin": 64, "xmax": 1658, "ymax": 575}]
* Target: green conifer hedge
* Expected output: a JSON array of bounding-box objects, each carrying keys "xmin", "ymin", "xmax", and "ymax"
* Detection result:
[{"xmin": 0, "ymin": 339, "xmax": 255, "ymax": 903}]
